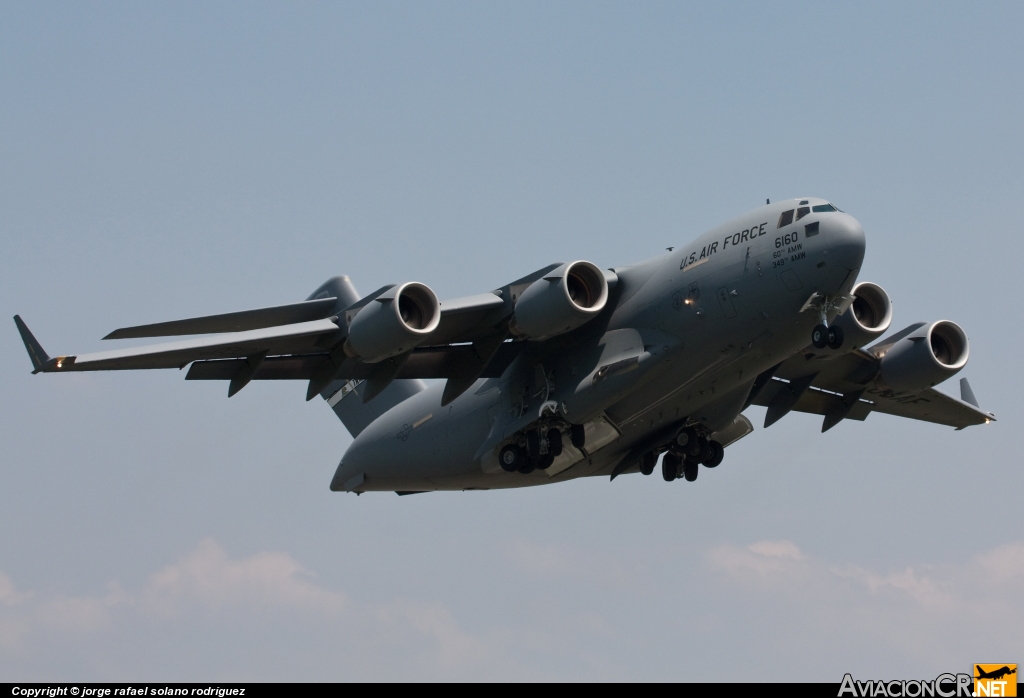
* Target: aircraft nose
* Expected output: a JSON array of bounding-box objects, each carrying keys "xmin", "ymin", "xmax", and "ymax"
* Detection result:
[{"xmin": 823, "ymin": 212, "xmax": 866, "ymax": 270}]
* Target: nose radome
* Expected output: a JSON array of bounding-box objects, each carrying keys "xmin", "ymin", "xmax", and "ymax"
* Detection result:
[{"xmin": 825, "ymin": 213, "xmax": 866, "ymax": 270}]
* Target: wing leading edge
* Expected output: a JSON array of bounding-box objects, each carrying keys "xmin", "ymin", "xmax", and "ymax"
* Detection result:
[{"xmin": 12, "ymin": 269, "xmax": 545, "ymax": 402}]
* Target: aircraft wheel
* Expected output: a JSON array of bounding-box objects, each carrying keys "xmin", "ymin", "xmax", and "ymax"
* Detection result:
[
  {"xmin": 547, "ymin": 429, "xmax": 563, "ymax": 457},
  {"xmin": 518, "ymin": 459, "xmax": 536, "ymax": 475},
  {"xmin": 537, "ymin": 453, "xmax": 554, "ymax": 470},
  {"xmin": 812, "ymin": 324, "xmax": 829, "ymax": 349},
  {"xmin": 639, "ymin": 451, "xmax": 656, "ymax": 476},
  {"xmin": 662, "ymin": 453, "xmax": 681, "ymax": 481},
  {"xmin": 696, "ymin": 438, "xmax": 712, "ymax": 463},
  {"xmin": 827, "ymin": 325, "xmax": 845, "ymax": 350},
  {"xmin": 526, "ymin": 430, "xmax": 541, "ymax": 459},
  {"xmin": 675, "ymin": 426, "xmax": 697, "ymax": 449},
  {"xmin": 499, "ymin": 445, "xmax": 524, "ymax": 473},
  {"xmin": 570, "ymin": 424, "xmax": 586, "ymax": 449},
  {"xmin": 683, "ymin": 459, "xmax": 699, "ymax": 482},
  {"xmin": 703, "ymin": 440, "xmax": 724, "ymax": 468},
  {"xmin": 682, "ymin": 436, "xmax": 700, "ymax": 459}
]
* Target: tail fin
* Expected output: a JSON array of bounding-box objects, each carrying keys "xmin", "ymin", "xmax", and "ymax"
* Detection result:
[
  {"xmin": 323, "ymin": 377, "xmax": 427, "ymax": 437},
  {"xmin": 309, "ymin": 277, "xmax": 426, "ymax": 437},
  {"xmin": 306, "ymin": 275, "xmax": 361, "ymax": 311}
]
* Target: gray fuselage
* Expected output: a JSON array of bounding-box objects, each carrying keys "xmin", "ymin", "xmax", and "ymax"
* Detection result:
[{"xmin": 332, "ymin": 198, "xmax": 866, "ymax": 492}]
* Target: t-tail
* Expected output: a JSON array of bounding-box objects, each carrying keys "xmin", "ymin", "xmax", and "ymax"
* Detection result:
[{"xmin": 308, "ymin": 276, "xmax": 427, "ymax": 437}]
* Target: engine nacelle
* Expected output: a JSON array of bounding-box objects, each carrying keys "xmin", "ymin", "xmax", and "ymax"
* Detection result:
[
  {"xmin": 344, "ymin": 282, "xmax": 441, "ymax": 363},
  {"xmin": 510, "ymin": 261, "xmax": 610, "ymax": 340},
  {"xmin": 832, "ymin": 282, "xmax": 893, "ymax": 351},
  {"xmin": 878, "ymin": 320, "xmax": 969, "ymax": 393}
]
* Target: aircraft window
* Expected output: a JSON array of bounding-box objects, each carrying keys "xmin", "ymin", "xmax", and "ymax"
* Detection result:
[
  {"xmin": 796, "ymin": 206, "xmax": 810, "ymax": 221},
  {"xmin": 778, "ymin": 210, "xmax": 794, "ymax": 228},
  {"xmin": 799, "ymin": 200, "xmax": 809, "ymax": 205},
  {"xmin": 812, "ymin": 204, "xmax": 837, "ymax": 213}
]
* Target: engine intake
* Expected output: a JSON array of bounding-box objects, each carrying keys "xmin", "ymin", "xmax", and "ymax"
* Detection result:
[
  {"xmin": 345, "ymin": 282, "xmax": 441, "ymax": 363},
  {"xmin": 831, "ymin": 282, "xmax": 893, "ymax": 351},
  {"xmin": 878, "ymin": 320, "xmax": 969, "ymax": 393},
  {"xmin": 510, "ymin": 261, "xmax": 610, "ymax": 340}
]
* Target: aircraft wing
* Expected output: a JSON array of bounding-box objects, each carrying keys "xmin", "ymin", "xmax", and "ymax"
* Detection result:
[
  {"xmin": 102, "ymin": 297, "xmax": 340, "ymax": 339},
  {"xmin": 750, "ymin": 341, "xmax": 995, "ymax": 430},
  {"xmin": 17, "ymin": 317, "xmax": 343, "ymax": 372},
  {"xmin": 422, "ymin": 293, "xmax": 507, "ymax": 345},
  {"xmin": 12, "ymin": 266, "xmax": 546, "ymax": 403},
  {"xmin": 14, "ymin": 262, "xmax": 612, "ymax": 403}
]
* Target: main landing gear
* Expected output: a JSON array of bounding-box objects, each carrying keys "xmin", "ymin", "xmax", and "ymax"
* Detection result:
[
  {"xmin": 501, "ymin": 426, "xmax": 568, "ymax": 475},
  {"xmin": 649, "ymin": 427, "xmax": 725, "ymax": 483}
]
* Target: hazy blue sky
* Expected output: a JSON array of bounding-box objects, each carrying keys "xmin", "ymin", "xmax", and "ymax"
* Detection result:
[{"xmin": 2, "ymin": 1, "xmax": 1021, "ymax": 681}]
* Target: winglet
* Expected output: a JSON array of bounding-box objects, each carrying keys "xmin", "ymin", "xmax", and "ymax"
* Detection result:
[
  {"xmin": 13, "ymin": 315, "xmax": 52, "ymax": 373},
  {"xmin": 959, "ymin": 377, "xmax": 979, "ymax": 408}
]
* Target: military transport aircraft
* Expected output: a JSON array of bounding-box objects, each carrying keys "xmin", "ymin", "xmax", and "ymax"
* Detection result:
[{"xmin": 15, "ymin": 198, "xmax": 994, "ymax": 494}]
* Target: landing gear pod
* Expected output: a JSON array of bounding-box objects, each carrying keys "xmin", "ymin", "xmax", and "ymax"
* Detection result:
[
  {"xmin": 878, "ymin": 320, "xmax": 969, "ymax": 393},
  {"xmin": 510, "ymin": 261, "xmax": 611, "ymax": 340},
  {"xmin": 345, "ymin": 282, "xmax": 441, "ymax": 363},
  {"xmin": 831, "ymin": 282, "xmax": 893, "ymax": 351}
]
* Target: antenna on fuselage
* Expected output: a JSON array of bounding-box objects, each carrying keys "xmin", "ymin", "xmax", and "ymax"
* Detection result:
[{"xmin": 766, "ymin": 198, "xmax": 770, "ymax": 204}]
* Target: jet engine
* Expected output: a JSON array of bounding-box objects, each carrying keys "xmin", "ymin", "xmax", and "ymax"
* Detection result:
[
  {"xmin": 510, "ymin": 261, "xmax": 611, "ymax": 340},
  {"xmin": 831, "ymin": 282, "xmax": 893, "ymax": 351},
  {"xmin": 878, "ymin": 320, "xmax": 969, "ymax": 393},
  {"xmin": 344, "ymin": 282, "xmax": 441, "ymax": 363}
]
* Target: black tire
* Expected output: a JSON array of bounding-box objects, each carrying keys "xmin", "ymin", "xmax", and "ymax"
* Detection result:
[
  {"xmin": 499, "ymin": 444, "xmax": 522, "ymax": 472},
  {"xmin": 704, "ymin": 440, "xmax": 724, "ymax": 468},
  {"xmin": 662, "ymin": 453, "xmax": 681, "ymax": 481},
  {"xmin": 683, "ymin": 459, "xmax": 698, "ymax": 482},
  {"xmin": 685, "ymin": 435, "xmax": 703, "ymax": 458},
  {"xmin": 812, "ymin": 324, "xmax": 829, "ymax": 349},
  {"xmin": 547, "ymin": 429, "xmax": 563, "ymax": 457},
  {"xmin": 696, "ymin": 438, "xmax": 712, "ymax": 463},
  {"xmin": 639, "ymin": 452, "xmax": 656, "ymax": 476},
  {"xmin": 526, "ymin": 430, "xmax": 541, "ymax": 459},
  {"xmin": 827, "ymin": 325, "xmax": 845, "ymax": 350},
  {"xmin": 570, "ymin": 423, "xmax": 586, "ymax": 449},
  {"xmin": 537, "ymin": 453, "xmax": 554, "ymax": 470},
  {"xmin": 518, "ymin": 459, "xmax": 536, "ymax": 474}
]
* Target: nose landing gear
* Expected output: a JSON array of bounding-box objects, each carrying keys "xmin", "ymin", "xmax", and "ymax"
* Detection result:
[
  {"xmin": 826, "ymin": 325, "xmax": 844, "ymax": 350},
  {"xmin": 805, "ymin": 292, "xmax": 852, "ymax": 350},
  {"xmin": 812, "ymin": 323, "xmax": 845, "ymax": 350}
]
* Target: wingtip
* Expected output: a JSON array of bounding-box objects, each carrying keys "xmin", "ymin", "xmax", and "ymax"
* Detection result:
[{"xmin": 13, "ymin": 315, "xmax": 51, "ymax": 373}]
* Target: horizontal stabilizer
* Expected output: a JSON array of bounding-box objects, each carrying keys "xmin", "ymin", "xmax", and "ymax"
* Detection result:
[
  {"xmin": 13, "ymin": 315, "xmax": 51, "ymax": 373},
  {"xmin": 103, "ymin": 297, "xmax": 338, "ymax": 340}
]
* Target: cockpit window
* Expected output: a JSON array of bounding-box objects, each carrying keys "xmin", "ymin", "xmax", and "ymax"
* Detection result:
[
  {"xmin": 778, "ymin": 209, "xmax": 794, "ymax": 228},
  {"xmin": 812, "ymin": 204, "xmax": 837, "ymax": 213},
  {"xmin": 795, "ymin": 206, "xmax": 811, "ymax": 221}
]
